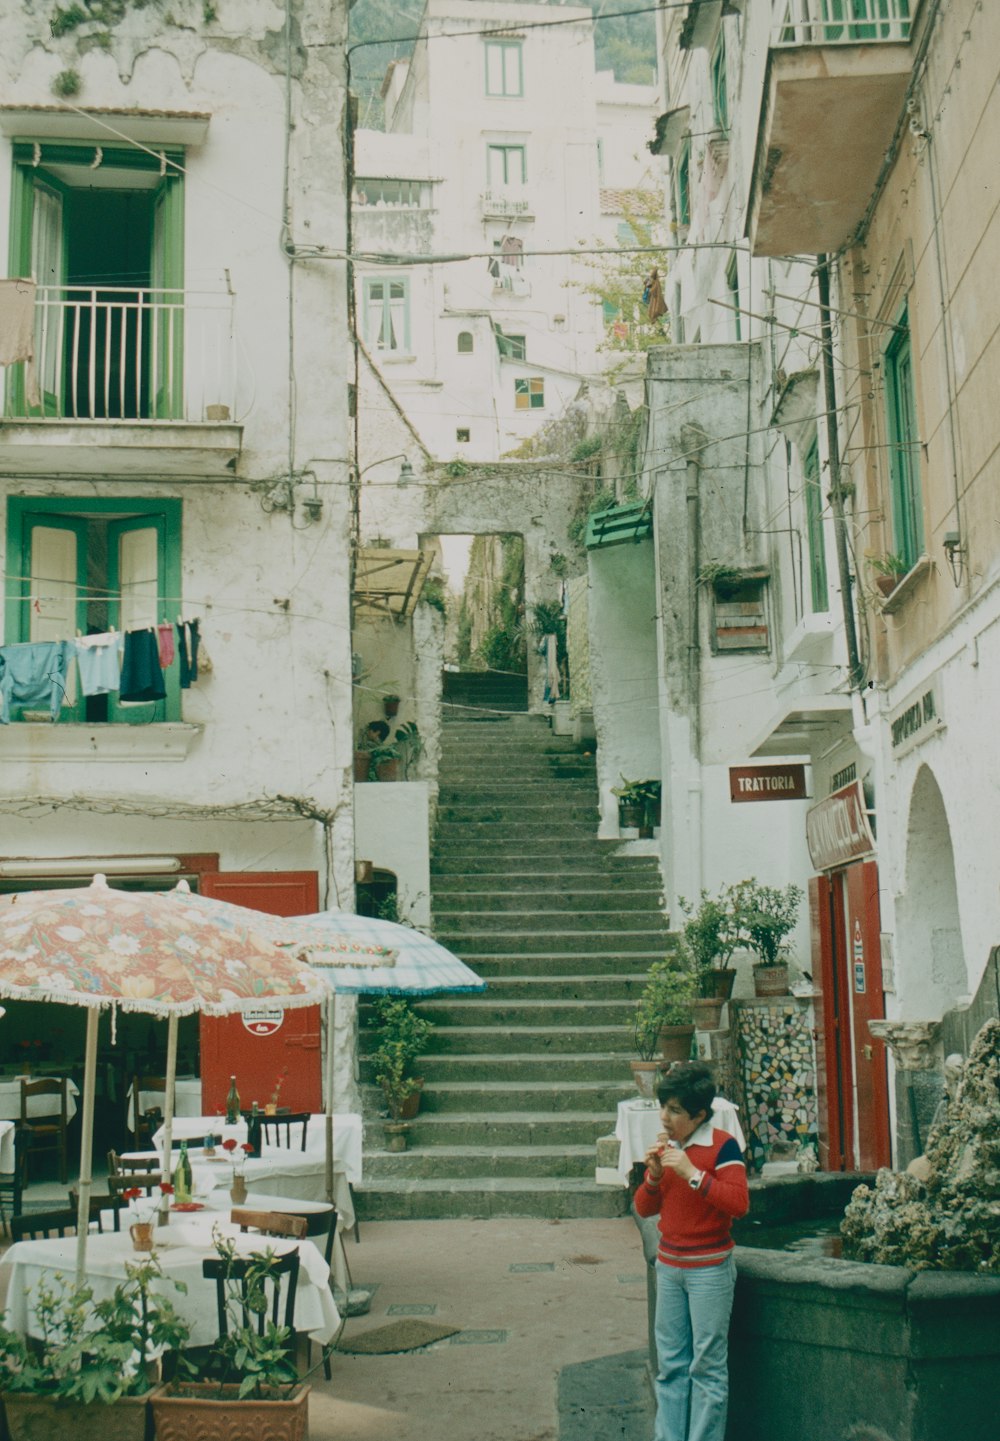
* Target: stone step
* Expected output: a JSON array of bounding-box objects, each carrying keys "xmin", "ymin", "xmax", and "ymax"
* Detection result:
[
  {"xmin": 461, "ymin": 952, "xmax": 671, "ymax": 978},
  {"xmin": 385, "ymin": 1111, "xmax": 616, "ymax": 1146},
  {"xmin": 433, "ymin": 973, "xmax": 647, "ymax": 1001},
  {"xmin": 413, "ymin": 997, "xmax": 640, "ymax": 1028},
  {"xmin": 402, "ymin": 1052, "xmax": 633, "ymax": 1083},
  {"xmin": 435, "ymin": 929, "xmax": 668, "ymax": 956},
  {"xmin": 361, "ymin": 1023, "xmax": 634, "ymax": 1055},
  {"xmin": 427, "ymin": 909, "xmax": 665, "ymax": 936},
  {"xmin": 413, "ymin": 1079, "xmax": 634, "ymax": 1113},
  {"xmin": 353, "ymin": 1176, "xmax": 628, "ymax": 1222},
  {"xmin": 431, "ymin": 856, "xmax": 662, "ymax": 877},
  {"xmin": 433, "ymin": 889, "xmax": 664, "ymax": 915},
  {"xmin": 436, "ymin": 804, "xmax": 599, "ymax": 826},
  {"xmin": 433, "ymin": 820, "xmax": 604, "ymax": 841},
  {"xmin": 431, "ymin": 869, "xmax": 663, "ymax": 892},
  {"xmin": 363, "ymin": 1143, "xmax": 598, "ymax": 1180}
]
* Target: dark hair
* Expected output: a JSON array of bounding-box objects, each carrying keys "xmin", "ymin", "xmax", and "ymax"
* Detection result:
[{"xmin": 657, "ymin": 1061, "xmax": 715, "ymax": 1119}]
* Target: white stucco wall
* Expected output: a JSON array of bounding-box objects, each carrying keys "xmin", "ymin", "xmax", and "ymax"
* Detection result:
[{"xmin": 353, "ymin": 780, "xmax": 432, "ymax": 929}]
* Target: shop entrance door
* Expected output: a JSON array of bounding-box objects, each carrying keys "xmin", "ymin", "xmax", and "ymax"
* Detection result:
[
  {"xmin": 198, "ymin": 871, "xmax": 322, "ymax": 1116},
  {"xmin": 844, "ymin": 859, "xmax": 891, "ymax": 1169}
]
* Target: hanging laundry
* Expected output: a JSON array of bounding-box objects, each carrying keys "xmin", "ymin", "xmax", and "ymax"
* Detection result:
[
  {"xmin": 540, "ymin": 632, "xmax": 561, "ymax": 705},
  {"xmin": 487, "ymin": 256, "xmax": 501, "ymax": 279},
  {"xmin": 0, "ymin": 278, "xmax": 36, "ymax": 365},
  {"xmin": 156, "ymin": 622, "xmax": 175, "ymax": 669},
  {"xmin": 500, "ymin": 235, "xmax": 524, "ymax": 267},
  {"xmin": 645, "ymin": 267, "xmax": 667, "ymax": 324},
  {"xmin": 176, "ymin": 619, "xmax": 200, "ymax": 689},
  {"xmin": 0, "ymin": 640, "xmax": 72, "ymax": 724},
  {"xmin": 73, "ymin": 631, "xmax": 124, "ymax": 697},
  {"xmin": 119, "ymin": 629, "xmax": 166, "ymax": 703}
]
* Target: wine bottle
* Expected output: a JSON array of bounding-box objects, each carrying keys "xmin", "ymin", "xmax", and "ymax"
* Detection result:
[
  {"xmin": 173, "ymin": 1139, "xmax": 193, "ymax": 1203},
  {"xmin": 225, "ymin": 1074, "xmax": 241, "ymax": 1125},
  {"xmin": 247, "ymin": 1100, "xmax": 262, "ymax": 1158}
]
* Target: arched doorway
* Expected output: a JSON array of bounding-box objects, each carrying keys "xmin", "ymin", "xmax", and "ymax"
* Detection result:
[{"xmin": 896, "ymin": 764, "xmax": 967, "ymax": 1014}]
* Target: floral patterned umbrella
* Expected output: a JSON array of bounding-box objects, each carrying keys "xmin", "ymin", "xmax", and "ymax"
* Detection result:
[{"xmin": 0, "ymin": 874, "xmax": 328, "ymax": 1280}]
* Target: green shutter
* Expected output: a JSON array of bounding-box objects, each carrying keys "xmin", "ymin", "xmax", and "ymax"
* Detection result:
[
  {"xmin": 803, "ymin": 440, "xmax": 829, "ymax": 613},
  {"xmin": 884, "ymin": 311, "xmax": 923, "ymax": 570}
]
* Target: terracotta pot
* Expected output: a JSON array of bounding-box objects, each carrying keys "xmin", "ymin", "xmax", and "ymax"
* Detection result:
[
  {"xmin": 629, "ymin": 1060, "xmax": 661, "ymax": 1100},
  {"xmin": 151, "ymin": 1382, "xmax": 309, "ymax": 1441},
  {"xmin": 384, "ymin": 1122, "xmax": 410, "ymax": 1152},
  {"xmin": 264, "ymin": 1103, "xmax": 277, "ymax": 1117},
  {"xmin": 230, "ymin": 1174, "xmax": 248, "ymax": 1205},
  {"xmin": 699, "ymin": 968, "xmax": 737, "ymax": 1001},
  {"xmin": 874, "ymin": 574, "xmax": 899, "ymax": 597},
  {"xmin": 753, "ymin": 963, "xmax": 789, "ymax": 998},
  {"xmin": 395, "ymin": 1079, "xmax": 423, "ymax": 1121},
  {"xmin": 2, "ymin": 1390, "xmax": 153, "ymax": 1441},
  {"xmin": 383, "ymin": 697, "xmax": 400, "ymax": 718},
  {"xmin": 129, "ymin": 1221, "xmax": 154, "ymax": 1253},
  {"xmin": 657, "ymin": 1023, "xmax": 695, "ymax": 1063},
  {"xmin": 375, "ymin": 759, "xmax": 399, "ymax": 782},
  {"xmin": 691, "ymin": 996, "xmax": 727, "ymax": 1032},
  {"xmin": 354, "ymin": 749, "xmax": 371, "ymax": 782}
]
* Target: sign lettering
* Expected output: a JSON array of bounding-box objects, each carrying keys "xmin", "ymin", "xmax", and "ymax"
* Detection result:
[
  {"xmin": 729, "ymin": 764, "xmax": 808, "ymax": 803},
  {"xmin": 241, "ymin": 1008, "xmax": 284, "ymax": 1038},
  {"xmin": 806, "ymin": 781, "xmax": 876, "ymax": 872}
]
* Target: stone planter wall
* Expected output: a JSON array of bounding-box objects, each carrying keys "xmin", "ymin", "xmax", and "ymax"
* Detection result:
[{"xmin": 731, "ymin": 998, "xmax": 817, "ymax": 1171}]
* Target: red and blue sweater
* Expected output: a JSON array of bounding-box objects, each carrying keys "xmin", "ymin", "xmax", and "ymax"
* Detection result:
[{"xmin": 633, "ymin": 1125, "xmax": 749, "ymax": 1269}]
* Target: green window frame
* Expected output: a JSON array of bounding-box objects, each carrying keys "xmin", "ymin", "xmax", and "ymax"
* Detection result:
[
  {"xmin": 883, "ymin": 307, "xmax": 924, "ymax": 571},
  {"xmin": 726, "ymin": 253, "xmax": 741, "ymax": 340},
  {"xmin": 711, "ymin": 32, "xmax": 729, "ymax": 131},
  {"xmin": 7, "ymin": 141, "xmax": 185, "ymax": 420},
  {"xmin": 4, "ymin": 496, "xmax": 182, "ymax": 724},
  {"xmin": 676, "ymin": 142, "xmax": 691, "ymax": 228},
  {"xmin": 485, "ymin": 40, "xmax": 523, "ymax": 97},
  {"xmin": 487, "ymin": 145, "xmax": 527, "ymax": 187},
  {"xmin": 803, "ymin": 439, "xmax": 829, "ymax": 613},
  {"xmin": 362, "ymin": 275, "xmax": 410, "ymax": 353},
  {"xmin": 514, "ymin": 377, "xmax": 544, "ymax": 410}
]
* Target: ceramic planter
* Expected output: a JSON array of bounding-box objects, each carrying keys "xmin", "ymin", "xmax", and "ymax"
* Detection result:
[
  {"xmin": 699, "ymin": 968, "xmax": 737, "ymax": 1001},
  {"xmin": 691, "ymin": 996, "xmax": 727, "ymax": 1032},
  {"xmin": 657, "ymin": 1023, "xmax": 695, "ymax": 1063},
  {"xmin": 384, "ymin": 1122, "xmax": 410, "ymax": 1152},
  {"xmin": 753, "ymin": 963, "xmax": 789, "ymax": 998},
  {"xmin": 150, "ymin": 1382, "xmax": 309, "ymax": 1441},
  {"xmin": 353, "ymin": 749, "xmax": 371, "ymax": 782},
  {"xmin": 629, "ymin": 1060, "xmax": 661, "ymax": 1100},
  {"xmin": 618, "ymin": 800, "xmax": 643, "ymax": 830},
  {"xmin": 2, "ymin": 1389, "xmax": 153, "ymax": 1441},
  {"xmin": 383, "ymin": 697, "xmax": 400, "ymax": 718}
]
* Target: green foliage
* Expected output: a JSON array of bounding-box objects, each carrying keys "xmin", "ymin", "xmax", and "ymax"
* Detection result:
[
  {"xmin": 393, "ymin": 720, "xmax": 422, "ymax": 778},
  {"xmin": 52, "ymin": 68, "xmax": 82, "ymax": 96},
  {"xmin": 0, "ymin": 1259, "xmax": 190, "ymax": 1402},
  {"xmin": 203, "ymin": 1232, "xmax": 299, "ymax": 1398},
  {"xmin": 677, "ymin": 888, "xmax": 744, "ymax": 980},
  {"xmin": 573, "ymin": 191, "xmax": 671, "ymax": 365},
  {"xmin": 50, "ymin": 4, "xmax": 88, "ymax": 36},
  {"xmin": 444, "ymin": 459, "xmax": 469, "ymax": 478},
  {"xmin": 570, "ymin": 436, "xmax": 603, "ymax": 464},
  {"xmin": 420, "ymin": 575, "xmax": 447, "ymax": 615},
  {"xmin": 568, "ymin": 486, "xmax": 616, "ymax": 548},
  {"xmin": 370, "ymin": 998, "xmax": 433, "ymax": 1119},
  {"xmin": 203, "ymin": 1, "xmax": 217, "ymax": 20},
  {"xmin": 869, "ymin": 552, "xmax": 909, "ymax": 577},
  {"xmin": 730, "ymin": 878, "xmax": 803, "ymax": 966},
  {"xmin": 634, "ymin": 959, "xmax": 696, "ymax": 1060}
]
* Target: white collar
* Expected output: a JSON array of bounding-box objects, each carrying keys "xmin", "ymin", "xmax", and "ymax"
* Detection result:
[{"xmin": 681, "ymin": 1119, "xmax": 715, "ymax": 1150}]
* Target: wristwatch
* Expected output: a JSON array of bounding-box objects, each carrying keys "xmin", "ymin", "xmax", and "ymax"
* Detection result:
[{"xmin": 688, "ymin": 1169, "xmax": 704, "ymax": 1191}]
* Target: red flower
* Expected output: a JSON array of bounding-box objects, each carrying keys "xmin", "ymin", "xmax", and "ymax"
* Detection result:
[
  {"xmin": 221, "ymin": 1138, "xmax": 238, "ymax": 1153},
  {"xmin": 159, "ymin": 1182, "xmax": 175, "ymax": 1195},
  {"xmin": 240, "ymin": 1143, "xmax": 254, "ymax": 1155},
  {"xmin": 122, "ymin": 1187, "xmax": 143, "ymax": 1202}
]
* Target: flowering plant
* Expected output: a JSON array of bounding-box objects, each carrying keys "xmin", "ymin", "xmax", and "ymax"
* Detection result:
[
  {"xmin": 221, "ymin": 1139, "xmax": 254, "ymax": 1174},
  {"xmin": 270, "ymin": 1069, "xmax": 288, "ymax": 1107},
  {"xmin": 121, "ymin": 1186, "xmax": 158, "ymax": 1225}
]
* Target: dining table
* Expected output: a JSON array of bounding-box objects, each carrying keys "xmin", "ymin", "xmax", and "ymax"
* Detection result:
[
  {"xmin": 0, "ymin": 1076, "xmax": 79, "ymax": 1123},
  {"xmin": 0, "ymin": 1120, "xmax": 15, "ymax": 1174},
  {"xmin": 614, "ymin": 1095, "xmax": 748, "ymax": 1185},
  {"xmin": 126, "ymin": 1077, "xmax": 203, "ymax": 1134},
  {"xmin": 0, "ymin": 1214, "xmax": 341, "ymax": 1351}
]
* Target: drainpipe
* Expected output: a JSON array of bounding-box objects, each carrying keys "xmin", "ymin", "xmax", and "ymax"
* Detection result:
[
  {"xmin": 681, "ymin": 423, "xmax": 708, "ymax": 895},
  {"xmin": 816, "ymin": 256, "xmax": 864, "ymax": 690}
]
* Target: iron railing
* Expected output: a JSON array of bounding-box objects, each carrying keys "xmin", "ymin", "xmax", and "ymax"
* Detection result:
[
  {"xmin": 773, "ymin": 0, "xmax": 912, "ymax": 46},
  {"xmin": 16, "ymin": 285, "xmax": 240, "ymax": 423}
]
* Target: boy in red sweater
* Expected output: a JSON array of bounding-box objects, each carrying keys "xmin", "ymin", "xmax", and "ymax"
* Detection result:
[{"xmin": 634, "ymin": 1063, "xmax": 749, "ymax": 1441}]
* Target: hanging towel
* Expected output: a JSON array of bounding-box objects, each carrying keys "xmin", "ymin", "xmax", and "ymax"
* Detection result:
[
  {"xmin": 645, "ymin": 268, "xmax": 667, "ymax": 324},
  {"xmin": 156, "ymin": 622, "xmax": 175, "ymax": 669},
  {"xmin": 542, "ymin": 632, "xmax": 561, "ymax": 705},
  {"xmin": 500, "ymin": 235, "xmax": 523, "ymax": 267},
  {"xmin": 0, "ymin": 279, "xmax": 36, "ymax": 365},
  {"xmin": 176, "ymin": 618, "xmax": 200, "ymax": 689},
  {"xmin": 0, "ymin": 640, "xmax": 72, "ymax": 723},
  {"xmin": 119, "ymin": 629, "xmax": 166, "ymax": 703},
  {"xmin": 74, "ymin": 632, "xmax": 124, "ymax": 697}
]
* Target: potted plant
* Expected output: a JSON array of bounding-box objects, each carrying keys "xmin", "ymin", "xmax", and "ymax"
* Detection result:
[
  {"xmin": 382, "ymin": 692, "xmax": 401, "ymax": 719},
  {"xmin": 151, "ymin": 1231, "xmax": 310, "ymax": 1441},
  {"xmin": 731, "ymin": 878, "xmax": 803, "ymax": 997},
  {"xmin": 0, "ymin": 1258, "xmax": 191, "ymax": 1441},
  {"xmin": 634, "ymin": 958, "xmax": 697, "ymax": 1066},
  {"xmin": 611, "ymin": 777, "xmax": 662, "ymax": 838},
  {"xmin": 869, "ymin": 552, "xmax": 908, "ymax": 596},
  {"xmin": 393, "ymin": 721, "xmax": 422, "ymax": 779},
  {"xmin": 369, "ymin": 998, "xmax": 434, "ymax": 1138},
  {"xmin": 677, "ymin": 888, "xmax": 742, "ymax": 1011},
  {"xmin": 367, "ymin": 740, "xmax": 401, "ymax": 781}
]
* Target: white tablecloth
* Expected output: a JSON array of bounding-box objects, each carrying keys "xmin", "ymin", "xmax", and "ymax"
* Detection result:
[
  {"xmin": 0, "ymin": 1218, "xmax": 340, "ymax": 1349},
  {"xmin": 614, "ymin": 1096, "xmax": 747, "ymax": 1184},
  {"xmin": 127, "ymin": 1078, "xmax": 203, "ymax": 1133},
  {"xmin": 0, "ymin": 1120, "xmax": 15, "ymax": 1173},
  {"xmin": 0, "ymin": 1077, "xmax": 78, "ymax": 1123},
  {"xmin": 152, "ymin": 1113, "xmax": 363, "ymax": 1184}
]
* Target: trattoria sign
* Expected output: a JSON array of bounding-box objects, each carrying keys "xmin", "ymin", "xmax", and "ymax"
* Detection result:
[
  {"xmin": 806, "ymin": 781, "xmax": 876, "ymax": 872},
  {"xmin": 729, "ymin": 764, "xmax": 808, "ymax": 803}
]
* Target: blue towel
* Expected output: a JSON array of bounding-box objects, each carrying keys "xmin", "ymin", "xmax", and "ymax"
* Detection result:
[{"xmin": 0, "ymin": 640, "xmax": 72, "ymax": 723}]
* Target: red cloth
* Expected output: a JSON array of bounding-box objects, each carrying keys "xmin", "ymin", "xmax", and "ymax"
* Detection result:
[{"xmin": 634, "ymin": 1127, "xmax": 748, "ymax": 1269}]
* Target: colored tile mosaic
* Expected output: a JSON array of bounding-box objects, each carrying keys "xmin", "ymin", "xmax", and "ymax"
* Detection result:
[
  {"xmin": 387, "ymin": 1303, "xmax": 437, "ymax": 1316},
  {"xmin": 448, "ymin": 1329, "xmax": 509, "ymax": 1345},
  {"xmin": 732, "ymin": 998, "xmax": 818, "ymax": 1172},
  {"xmin": 509, "ymin": 1262, "xmax": 555, "ymax": 1273}
]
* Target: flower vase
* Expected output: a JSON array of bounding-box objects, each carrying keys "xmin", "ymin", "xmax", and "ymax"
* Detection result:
[{"xmin": 230, "ymin": 1172, "xmax": 248, "ymax": 1205}]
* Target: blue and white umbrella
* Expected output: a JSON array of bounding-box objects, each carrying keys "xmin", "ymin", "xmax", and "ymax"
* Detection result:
[{"xmin": 294, "ymin": 910, "xmax": 487, "ymax": 996}]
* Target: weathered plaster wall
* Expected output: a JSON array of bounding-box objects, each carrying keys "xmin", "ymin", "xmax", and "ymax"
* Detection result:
[{"xmin": 353, "ymin": 781, "xmax": 432, "ymax": 929}]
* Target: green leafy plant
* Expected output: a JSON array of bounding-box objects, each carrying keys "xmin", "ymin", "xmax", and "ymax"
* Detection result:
[
  {"xmin": 364, "ymin": 740, "xmax": 400, "ymax": 779},
  {"xmin": 50, "ymin": 4, "xmax": 89, "ymax": 37},
  {"xmin": 634, "ymin": 959, "xmax": 696, "ymax": 1059},
  {"xmin": 52, "ymin": 68, "xmax": 82, "ymax": 97},
  {"xmin": 697, "ymin": 560, "xmax": 741, "ymax": 586},
  {"xmin": 677, "ymin": 887, "xmax": 744, "ymax": 981},
  {"xmin": 369, "ymin": 998, "xmax": 433, "ymax": 1119},
  {"xmin": 869, "ymin": 552, "xmax": 909, "ymax": 577},
  {"xmin": 0, "ymin": 1258, "xmax": 190, "ymax": 1402},
  {"xmin": 730, "ymin": 878, "xmax": 803, "ymax": 967},
  {"xmin": 393, "ymin": 720, "xmax": 422, "ymax": 778},
  {"xmin": 199, "ymin": 1231, "xmax": 299, "ymax": 1399},
  {"xmin": 419, "ymin": 575, "xmax": 447, "ymax": 614}
]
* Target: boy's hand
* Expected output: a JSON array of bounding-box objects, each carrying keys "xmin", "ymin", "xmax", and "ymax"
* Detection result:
[
  {"xmin": 644, "ymin": 1139, "xmax": 666, "ymax": 1182},
  {"xmin": 660, "ymin": 1142, "xmax": 696, "ymax": 1183}
]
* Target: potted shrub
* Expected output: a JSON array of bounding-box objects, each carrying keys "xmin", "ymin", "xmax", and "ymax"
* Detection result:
[
  {"xmin": 369, "ymin": 998, "xmax": 434, "ymax": 1132},
  {"xmin": 634, "ymin": 958, "xmax": 696, "ymax": 1065},
  {"xmin": 367, "ymin": 740, "xmax": 401, "ymax": 781},
  {"xmin": 393, "ymin": 720, "xmax": 422, "ymax": 779},
  {"xmin": 611, "ymin": 777, "xmax": 662, "ymax": 838},
  {"xmin": 869, "ymin": 552, "xmax": 908, "ymax": 597},
  {"xmin": 731, "ymin": 878, "xmax": 803, "ymax": 997},
  {"xmin": 151, "ymin": 1232, "xmax": 310, "ymax": 1441},
  {"xmin": 382, "ymin": 692, "xmax": 401, "ymax": 718},
  {"xmin": 0, "ymin": 1257, "xmax": 190, "ymax": 1441},
  {"xmin": 677, "ymin": 888, "xmax": 742, "ymax": 1005}
]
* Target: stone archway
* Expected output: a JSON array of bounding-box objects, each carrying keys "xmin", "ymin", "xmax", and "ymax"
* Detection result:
[{"xmin": 895, "ymin": 764, "xmax": 967, "ymax": 1015}]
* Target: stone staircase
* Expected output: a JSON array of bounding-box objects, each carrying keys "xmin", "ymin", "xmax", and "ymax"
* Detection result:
[
  {"xmin": 441, "ymin": 668, "xmax": 528, "ymax": 717},
  {"xmin": 355, "ymin": 712, "xmax": 670, "ymax": 1220}
]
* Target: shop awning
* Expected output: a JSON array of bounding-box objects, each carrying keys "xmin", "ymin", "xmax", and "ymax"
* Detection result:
[
  {"xmin": 749, "ymin": 694, "xmax": 853, "ymax": 758},
  {"xmin": 353, "ymin": 546, "xmax": 434, "ymax": 620}
]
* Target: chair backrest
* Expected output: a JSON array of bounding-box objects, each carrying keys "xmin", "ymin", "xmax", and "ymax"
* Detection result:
[
  {"xmin": 10, "ymin": 1206, "xmax": 77, "ymax": 1241},
  {"xmin": 260, "ymin": 1112, "xmax": 310, "ymax": 1152},
  {"xmin": 20, "ymin": 1076, "xmax": 68, "ymax": 1125},
  {"xmin": 202, "ymin": 1250, "xmax": 300, "ymax": 1341},
  {"xmin": 231, "ymin": 1207, "xmax": 308, "ymax": 1241},
  {"xmin": 107, "ymin": 1170, "xmax": 159, "ymax": 1199},
  {"xmin": 68, "ymin": 1189, "xmax": 124, "ymax": 1233}
]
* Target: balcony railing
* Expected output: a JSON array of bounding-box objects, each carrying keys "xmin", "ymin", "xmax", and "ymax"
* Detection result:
[
  {"xmin": 10, "ymin": 285, "xmax": 241, "ymax": 424},
  {"xmin": 774, "ymin": 0, "xmax": 911, "ymax": 46},
  {"xmin": 480, "ymin": 190, "xmax": 533, "ymax": 219}
]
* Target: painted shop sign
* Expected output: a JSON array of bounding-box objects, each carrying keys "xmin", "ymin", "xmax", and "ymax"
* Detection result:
[
  {"xmin": 729, "ymin": 764, "xmax": 808, "ymax": 802},
  {"xmin": 806, "ymin": 781, "xmax": 876, "ymax": 871},
  {"xmin": 889, "ymin": 681, "xmax": 942, "ymax": 757},
  {"xmin": 241, "ymin": 1008, "xmax": 284, "ymax": 1037}
]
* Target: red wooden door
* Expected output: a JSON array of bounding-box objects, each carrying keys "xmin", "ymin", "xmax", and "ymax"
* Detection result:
[
  {"xmin": 198, "ymin": 871, "xmax": 322, "ymax": 1116},
  {"xmin": 844, "ymin": 860, "xmax": 891, "ymax": 1170},
  {"xmin": 810, "ymin": 873, "xmax": 853, "ymax": 1171}
]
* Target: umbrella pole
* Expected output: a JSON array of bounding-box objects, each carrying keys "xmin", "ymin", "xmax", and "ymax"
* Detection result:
[
  {"xmin": 74, "ymin": 1008, "xmax": 99, "ymax": 1284},
  {"xmin": 325, "ymin": 991, "xmax": 336, "ymax": 1206},
  {"xmin": 161, "ymin": 1012, "xmax": 179, "ymax": 1188}
]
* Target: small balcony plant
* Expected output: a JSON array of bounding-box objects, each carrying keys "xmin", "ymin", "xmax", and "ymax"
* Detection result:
[
  {"xmin": 611, "ymin": 777, "xmax": 662, "ymax": 837},
  {"xmin": 730, "ymin": 878, "xmax": 803, "ymax": 996},
  {"xmin": 869, "ymin": 552, "xmax": 908, "ymax": 597}
]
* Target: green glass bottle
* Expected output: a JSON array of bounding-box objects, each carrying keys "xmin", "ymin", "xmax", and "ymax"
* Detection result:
[
  {"xmin": 225, "ymin": 1074, "xmax": 241, "ymax": 1125},
  {"xmin": 173, "ymin": 1139, "xmax": 193, "ymax": 1203}
]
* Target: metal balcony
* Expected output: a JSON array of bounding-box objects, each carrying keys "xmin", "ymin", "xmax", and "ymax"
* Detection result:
[
  {"xmin": 480, "ymin": 190, "xmax": 534, "ymax": 220},
  {"xmin": 748, "ymin": 1, "xmax": 916, "ymax": 257}
]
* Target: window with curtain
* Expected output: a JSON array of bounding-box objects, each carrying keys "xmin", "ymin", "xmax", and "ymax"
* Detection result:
[
  {"xmin": 803, "ymin": 439, "xmax": 829, "ymax": 613},
  {"xmin": 883, "ymin": 308, "xmax": 923, "ymax": 570},
  {"xmin": 363, "ymin": 276, "xmax": 410, "ymax": 353}
]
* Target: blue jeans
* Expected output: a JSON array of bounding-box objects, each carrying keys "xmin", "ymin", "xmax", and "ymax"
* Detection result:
[{"xmin": 653, "ymin": 1255, "xmax": 736, "ymax": 1441}]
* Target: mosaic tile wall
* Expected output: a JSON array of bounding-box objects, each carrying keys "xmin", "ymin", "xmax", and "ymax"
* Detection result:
[{"xmin": 731, "ymin": 998, "xmax": 818, "ymax": 1172}]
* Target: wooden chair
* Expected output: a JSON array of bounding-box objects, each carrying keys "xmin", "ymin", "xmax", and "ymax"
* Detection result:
[
  {"xmin": 202, "ymin": 1250, "xmax": 300, "ymax": 1348},
  {"xmin": 259, "ymin": 1112, "xmax": 310, "ymax": 1152},
  {"xmin": 106, "ymin": 1153, "xmax": 161, "ymax": 1198},
  {"xmin": 0, "ymin": 1126, "xmax": 28, "ymax": 1235},
  {"xmin": 231, "ymin": 1207, "xmax": 309, "ymax": 1241},
  {"xmin": 68, "ymin": 1188, "xmax": 125, "ymax": 1233},
  {"xmin": 19, "ymin": 1077, "xmax": 69, "ymax": 1184},
  {"xmin": 10, "ymin": 1206, "xmax": 77, "ymax": 1242},
  {"xmin": 130, "ymin": 1074, "xmax": 166, "ymax": 1148}
]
